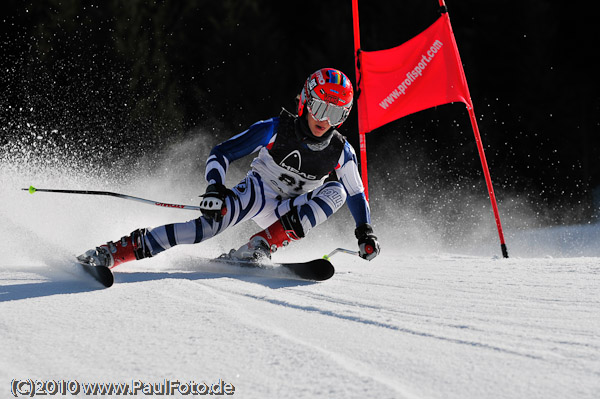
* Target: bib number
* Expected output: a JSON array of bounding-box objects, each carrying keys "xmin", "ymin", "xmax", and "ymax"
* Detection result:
[{"xmin": 279, "ymin": 173, "xmax": 305, "ymax": 192}]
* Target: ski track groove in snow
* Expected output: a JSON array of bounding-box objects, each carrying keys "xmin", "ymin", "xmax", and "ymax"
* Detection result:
[
  {"xmin": 200, "ymin": 276, "xmax": 553, "ymax": 365},
  {"xmin": 182, "ymin": 277, "xmax": 421, "ymax": 399}
]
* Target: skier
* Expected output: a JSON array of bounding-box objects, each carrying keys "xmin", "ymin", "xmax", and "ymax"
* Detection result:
[{"xmin": 78, "ymin": 68, "xmax": 380, "ymax": 268}]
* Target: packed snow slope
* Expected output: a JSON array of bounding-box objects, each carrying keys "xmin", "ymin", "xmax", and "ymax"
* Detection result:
[{"xmin": 1, "ymin": 144, "xmax": 599, "ymax": 399}]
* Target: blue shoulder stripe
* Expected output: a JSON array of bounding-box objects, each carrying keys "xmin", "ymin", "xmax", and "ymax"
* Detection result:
[{"xmin": 211, "ymin": 118, "xmax": 278, "ymax": 163}]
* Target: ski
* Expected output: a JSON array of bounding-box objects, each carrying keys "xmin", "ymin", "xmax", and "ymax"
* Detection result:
[
  {"xmin": 212, "ymin": 257, "xmax": 335, "ymax": 281},
  {"xmin": 72, "ymin": 254, "xmax": 334, "ymax": 286},
  {"xmin": 76, "ymin": 255, "xmax": 114, "ymax": 287}
]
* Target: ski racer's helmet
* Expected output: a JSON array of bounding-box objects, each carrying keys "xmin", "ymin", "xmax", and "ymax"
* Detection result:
[{"xmin": 298, "ymin": 68, "xmax": 353, "ymax": 127}]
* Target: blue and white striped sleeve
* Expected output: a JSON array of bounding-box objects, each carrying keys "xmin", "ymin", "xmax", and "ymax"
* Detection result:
[
  {"xmin": 205, "ymin": 118, "xmax": 278, "ymax": 185},
  {"xmin": 335, "ymin": 141, "xmax": 371, "ymax": 227}
]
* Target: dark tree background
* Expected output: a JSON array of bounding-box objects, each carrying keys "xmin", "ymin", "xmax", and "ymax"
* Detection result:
[{"xmin": 1, "ymin": 0, "xmax": 599, "ymax": 225}]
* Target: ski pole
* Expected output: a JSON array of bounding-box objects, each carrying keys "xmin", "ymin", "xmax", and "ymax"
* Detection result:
[
  {"xmin": 324, "ymin": 248, "xmax": 360, "ymax": 259},
  {"xmin": 23, "ymin": 185, "xmax": 201, "ymax": 211},
  {"xmin": 324, "ymin": 244, "xmax": 377, "ymax": 260}
]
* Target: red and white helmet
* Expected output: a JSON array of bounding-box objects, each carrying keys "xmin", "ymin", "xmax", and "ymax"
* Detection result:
[{"xmin": 298, "ymin": 68, "xmax": 354, "ymax": 127}]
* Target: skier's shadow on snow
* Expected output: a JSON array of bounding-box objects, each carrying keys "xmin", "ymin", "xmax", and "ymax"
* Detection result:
[
  {"xmin": 0, "ymin": 278, "xmax": 106, "ymax": 302},
  {"xmin": 116, "ymin": 270, "xmax": 317, "ymax": 289},
  {"xmin": 0, "ymin": 267, "xmax": 314, "ymax": 303}
]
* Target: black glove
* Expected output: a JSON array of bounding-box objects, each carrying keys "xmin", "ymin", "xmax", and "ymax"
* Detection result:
[
  {"xmin": 355, "ymin": 223, "xmax": 380, "ymax": 261},
  {"xmin": 199, "ymin": 183, "xmax": 232, "ymax": 222}
]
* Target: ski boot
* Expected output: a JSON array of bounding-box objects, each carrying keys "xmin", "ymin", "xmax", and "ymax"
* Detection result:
[
  {"xmin": 230, "ymin": 211, "xmax": 305, "ymax": 261},
  {"xmin": 77, "ymin": 229, "xmax": 151, "ymax": 268},
  {"xmin": 228, "ymin": 233, "xmax": 272, "ymax": 261}
]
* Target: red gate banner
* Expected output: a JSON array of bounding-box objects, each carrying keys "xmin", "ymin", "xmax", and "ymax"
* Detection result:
[{"xmin": 357, "ymin": 13, "xmax": 471, "ymax": 134}]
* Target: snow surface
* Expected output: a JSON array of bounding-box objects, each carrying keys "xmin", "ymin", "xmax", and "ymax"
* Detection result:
[{"xmin": 1, "ymin": 147, "xmax": 600, "ymax": 399}]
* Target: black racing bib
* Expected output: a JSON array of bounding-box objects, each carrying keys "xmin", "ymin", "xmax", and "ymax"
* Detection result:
[{"xmin": 269, "ymin": 111, "xmax": 345, "ymax": 182}]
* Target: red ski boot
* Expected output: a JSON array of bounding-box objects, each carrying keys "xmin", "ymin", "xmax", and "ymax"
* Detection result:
[
  {"xmin": 231, "ymin": 217, "xmax": 302, "ymax": 261},
  {"xmin": 77, "ymin": 229, "xmax": 150, "ymax": 269}
]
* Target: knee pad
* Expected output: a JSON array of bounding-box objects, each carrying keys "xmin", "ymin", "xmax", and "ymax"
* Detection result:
[{"xmin": 315, "ymin": 181, "xmax": 347, "ymax": 211}]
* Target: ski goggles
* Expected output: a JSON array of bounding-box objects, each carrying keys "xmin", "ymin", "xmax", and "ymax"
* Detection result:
[{"xmin": 306, "ymin": 97, "xmax": 351, "ymax": 126}]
